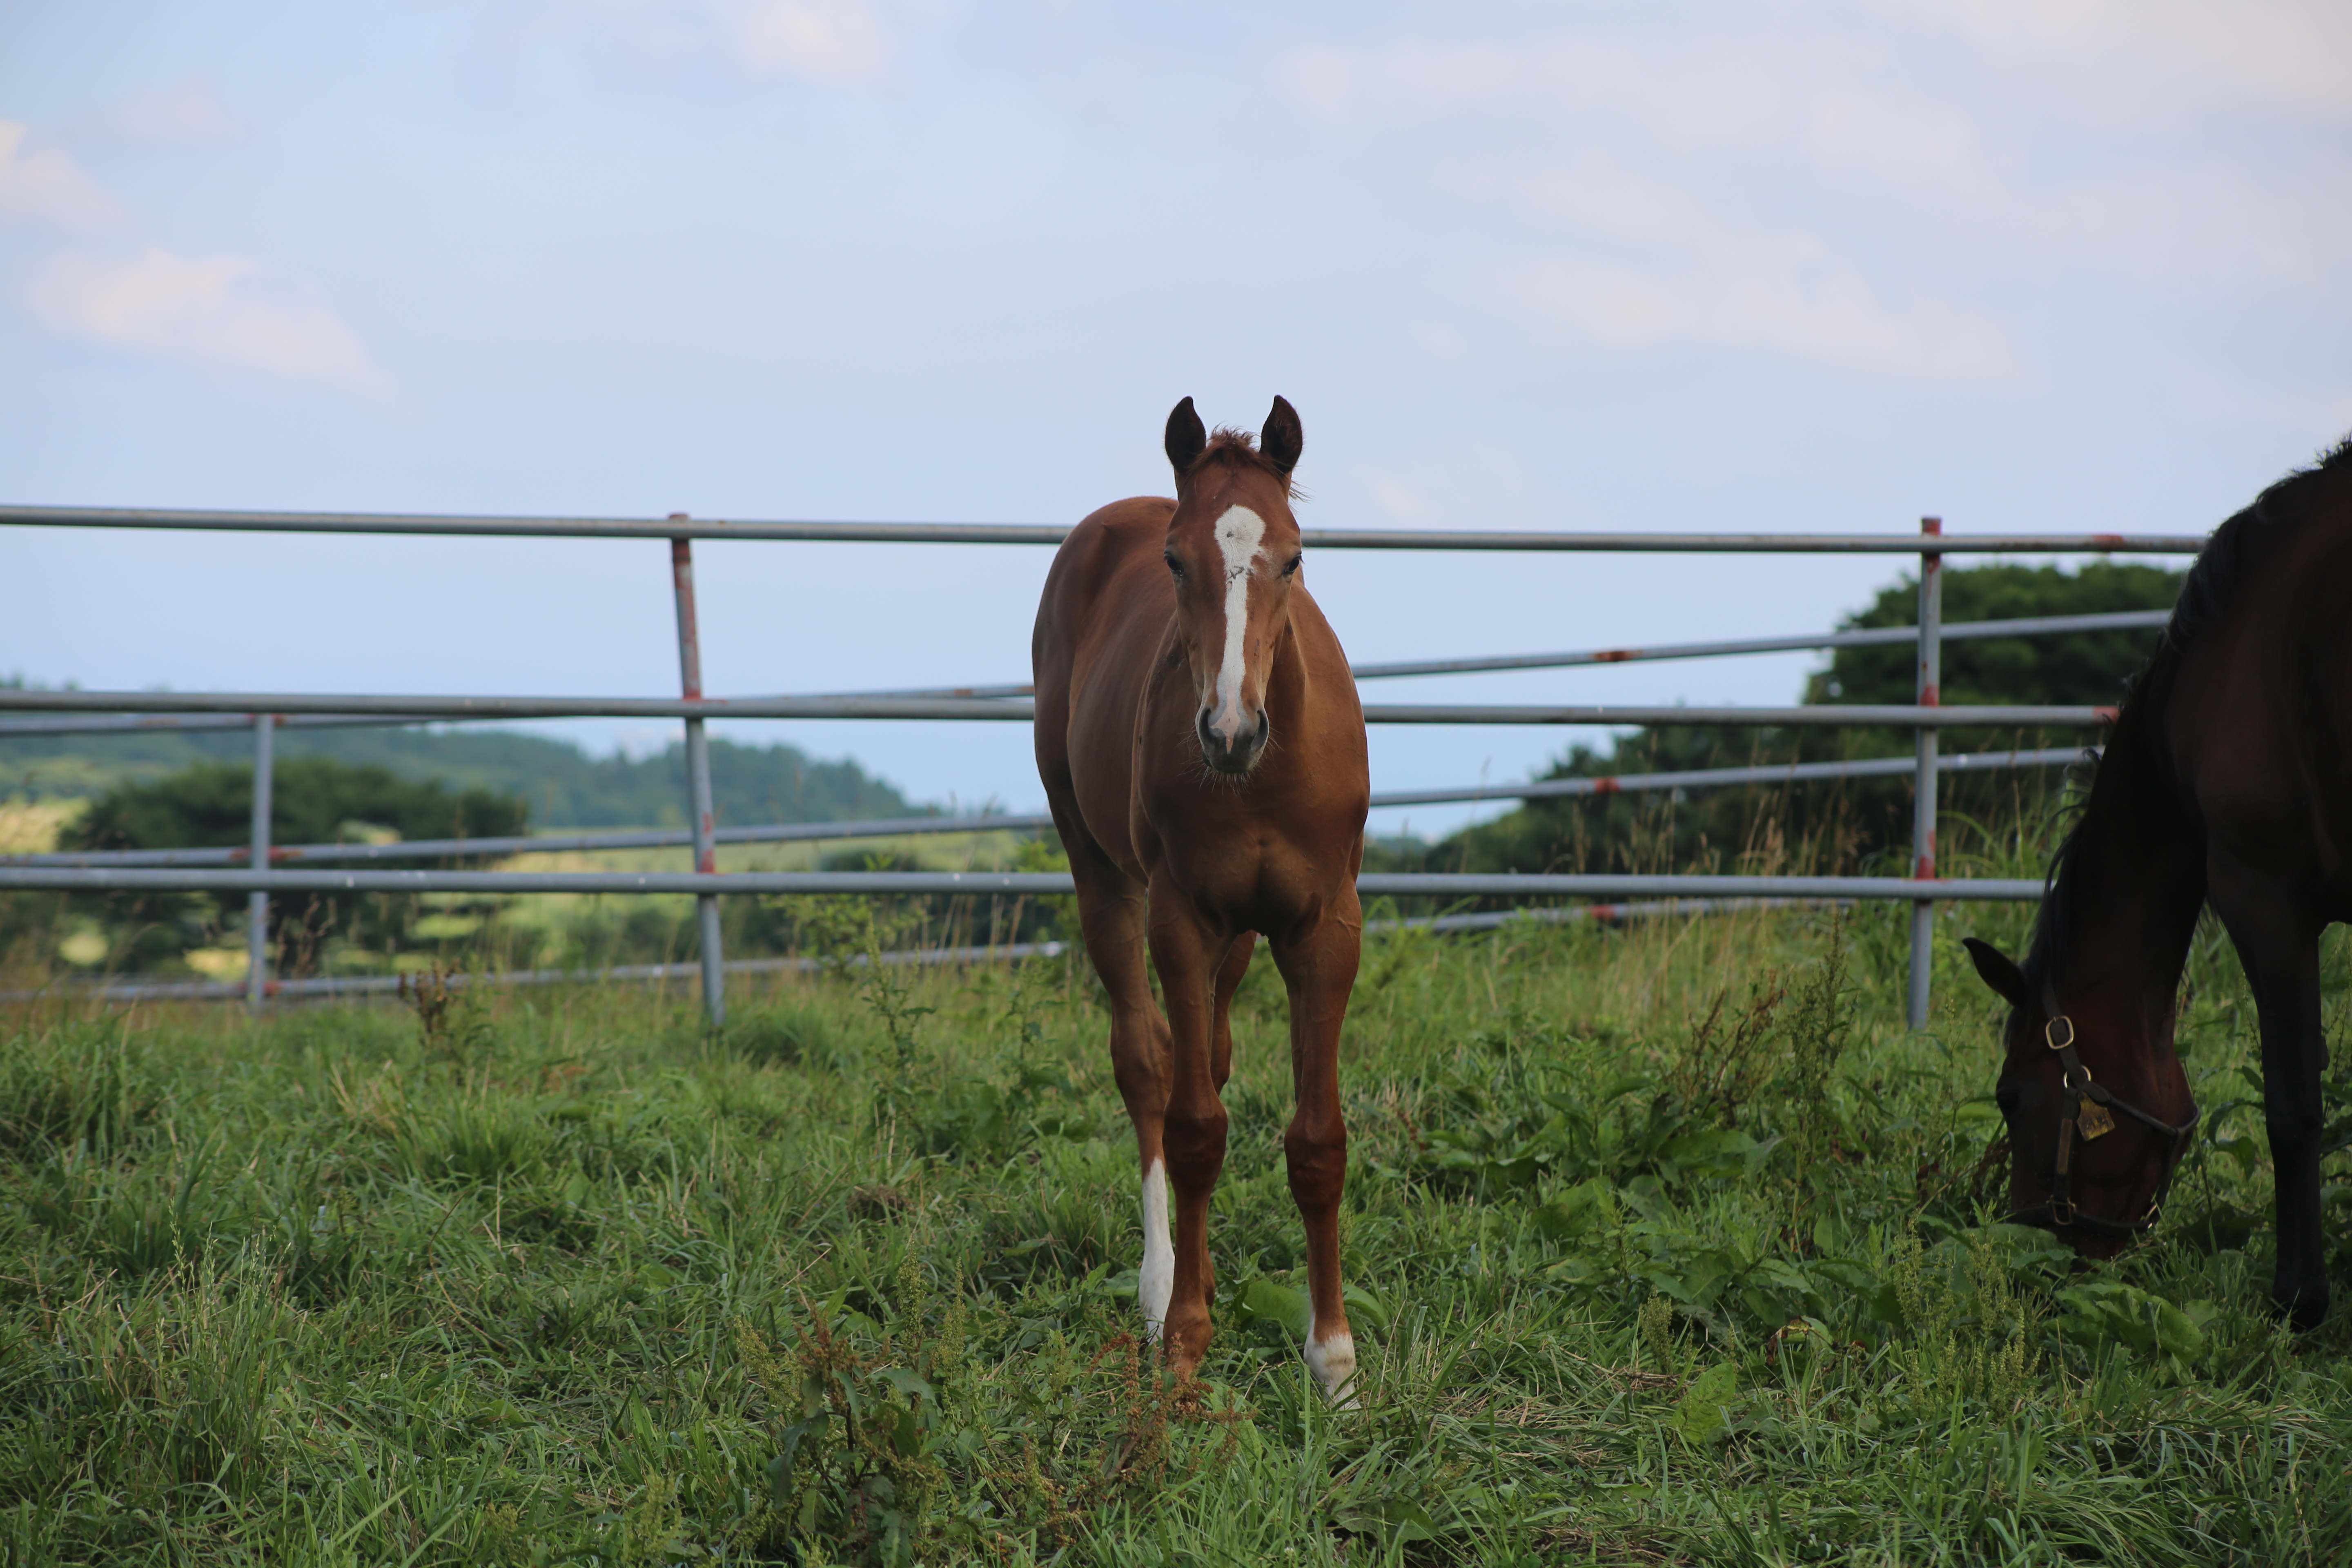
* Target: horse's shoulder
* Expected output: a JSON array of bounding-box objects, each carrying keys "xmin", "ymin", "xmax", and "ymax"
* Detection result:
[{"xmin": 1285, "ymin": 587, "xmax": 1354, "ymax": 670}]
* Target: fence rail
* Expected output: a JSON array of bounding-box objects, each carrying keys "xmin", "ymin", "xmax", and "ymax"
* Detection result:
[
  {"xmin": 0, "ymin": 687, "xmax": 2109, "ymax": 729},
  {"xmin": 0, "ymin": 866, "xmax": 2042, "ymax": 901},
  {"xmin": 2, "ymin": 501, "xmax": 2203, "ymax": 1025},
  {"xmin": 0, "ymin": 898, "xmax": 1832, "ymax": 1007},
  {"xmin": 0, "ymin": 608, "xmax": 2169, "ymax": 739},
  {"xmin": 1, "ymin": 503, "xmax": 2204, "ymax": 553},
  {"xmin": 9, "ymin": 745, "xmax": 2085, "ymax": 867}
]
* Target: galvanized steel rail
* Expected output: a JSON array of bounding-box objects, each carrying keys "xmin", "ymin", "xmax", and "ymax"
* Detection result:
[
  {"xmin": 7, "ymin": 811, "xmax": 1064, "ymax": 869},
  {"xmin": 1367, "ymin": 744, "xmax": 2084, "ymax": 808},
  {"xmin": 1, "ymin": 503, "xmax": 2204, "ymax": 553},
  {"xmin": 1345, "ymin": 609, "xmax": 2170, "ymax": 681},
  {"xmin": 0, "ymin": 688, "xmax": 2109, "ymax": 728},
  {"xmin": 3, "ymin": 500, "xmax": 2202, "ymax": 1025},
  {"xmin": 8, "ymin": 745, "xmax": 2083, "ymax": 866},
  {"xmin": 0, "ymin": 608, "xmax": 2168, "ymax": 738},
  {"xmin": 0, "ymin": 898, "xmax": 1829, "ymax": 1007},
  {"xmin": 0, "ymin": 866, "xmax": 2039, "ymax": 901}
]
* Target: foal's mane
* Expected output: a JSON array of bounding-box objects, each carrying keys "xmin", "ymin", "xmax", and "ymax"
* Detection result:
[
  {"xmin": 2021, "ymin": 432, "xmax": 2352, "ymax": 992},
  {"xmin": 1184, "ymin": 428, "xmax": 1304, "ymax": 501}
]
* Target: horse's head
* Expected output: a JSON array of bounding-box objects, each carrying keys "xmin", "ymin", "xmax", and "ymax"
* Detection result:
[
  {"xmin": 1963, "ymin": 936, "xmax": 2198, "ymax": 1258},
  {"xmin": 1160, "ymin": 395, "xmax": 1306, "ymax": 777}
]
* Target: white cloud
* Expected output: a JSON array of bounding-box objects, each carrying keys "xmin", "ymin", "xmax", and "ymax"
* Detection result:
[
  {"xmin": 0, "ymin": 120, "xmax": 132, "ymax": 235},
  {"xmin": 87, "ymin": 76, "xmax": 245, "ymax": 145},
  {"xmin": 1900, "ymin": 0, "xmax": 2352, "ymax": 121},
  {"xmin": 3, "ymin": 114, "xmax": 388, "ymax": 400},
  {"xmin": 503, "ymin": 0, "xmax": 893, "ymax": 83},
  {"xmin": 22, "ymin": 246, "xmax": 394, "ymax": 400},
  {"xmin": 717, "ymin": 0, "xmax": 892, "ymax": 81},
  {"xmin": 1806, "ymin": 93, "xmax": 1998, "ymax": 199}
]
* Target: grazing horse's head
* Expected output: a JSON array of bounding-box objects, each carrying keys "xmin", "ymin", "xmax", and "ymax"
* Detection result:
[
  {"xmin": 1160, "ymin": 396, "xmax": 1306, "ymax": 777},
  {"xmin": 1964, "ymin": 936, "xmax": 2198, "ymax": 1258}
]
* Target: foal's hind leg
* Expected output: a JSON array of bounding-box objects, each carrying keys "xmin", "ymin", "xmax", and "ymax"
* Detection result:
[{"xmin": 1058, "ymin": 827, "xmax": 1180, "ymax": 1335}]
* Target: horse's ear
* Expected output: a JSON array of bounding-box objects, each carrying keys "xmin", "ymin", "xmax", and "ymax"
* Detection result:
[
  {"xmin": 1261, "ymin": 396, "xmax": 1302, "ymax": 477},
  {"xmin": 1962, "ymin": 937, "xmax": 2030, "ymax": 1010},
  {"xmin": 1165, "ymin": 397, "xmax": 1207, "ymax": 479}
]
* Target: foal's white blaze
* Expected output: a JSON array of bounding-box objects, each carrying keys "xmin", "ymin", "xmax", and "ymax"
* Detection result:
[
  {"xmin": 1207, "ymin": 505, "xmax": 1267, "ymax": 746},
  {"xmin": 1139, "ymin": 1158, "xmax": 1174, "ymax": 1337},
  {"xmin": 1304, "ymin": 1311, "xmax": 1361, "ymax": 1408}
]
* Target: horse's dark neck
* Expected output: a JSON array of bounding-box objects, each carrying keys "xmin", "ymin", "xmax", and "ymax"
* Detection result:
[{"xmin": 2043, "ymin": 704, "xmax": 2206, "ymax": 1031}]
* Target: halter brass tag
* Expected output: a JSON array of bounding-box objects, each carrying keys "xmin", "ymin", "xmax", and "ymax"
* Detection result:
[{"xmin": 2077, "ymin": 1101, "xmax": 2116, "ymax": 1140}]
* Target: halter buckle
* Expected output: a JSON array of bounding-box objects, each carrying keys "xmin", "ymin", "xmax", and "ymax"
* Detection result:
[
  {"xmin": 2049, "ymin": 1197, "xmax": 2076, "ymax": 1225},
  {"xmin": 2045, "ymin": 1016, "xmax": 2076, "ymax": 1051}
]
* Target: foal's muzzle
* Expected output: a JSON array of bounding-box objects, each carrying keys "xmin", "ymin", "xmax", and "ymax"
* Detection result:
[{"xmin": 1197, "ymin": 708, "xmax": 1270, "ymax": 775}]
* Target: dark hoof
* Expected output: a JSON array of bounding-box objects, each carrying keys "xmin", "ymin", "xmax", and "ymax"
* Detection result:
[{"xmin": 2274, "ymin": 1287, "xmax": 2329, "ymax": 1332}]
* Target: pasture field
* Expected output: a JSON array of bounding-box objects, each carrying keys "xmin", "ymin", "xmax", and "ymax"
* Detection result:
[{"xmin": 0, "ymin": 891, "xmax": 2348, "ymax": 1565}]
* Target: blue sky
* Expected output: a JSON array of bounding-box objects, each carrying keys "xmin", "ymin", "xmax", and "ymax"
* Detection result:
[{"xmin": 4, "ymin": 1, "xmax": 2348, "ymax": 835}]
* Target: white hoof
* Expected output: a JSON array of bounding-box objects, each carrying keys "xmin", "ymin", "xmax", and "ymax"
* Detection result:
[{"xmin": 1304, "ymin": 1324, "xmax": 1360, "ymax": 1408}]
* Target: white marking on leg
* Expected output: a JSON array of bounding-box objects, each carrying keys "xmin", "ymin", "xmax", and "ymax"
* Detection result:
[
  {"xmin": 1303, "ymin": 1309, "xmax": 1360, "ymax": 1408},
  {"xmin": 1207, "ymin": 505, "xmax": 1266, "ymax": 745},
  {"xmin": 1140, "ymin": 1158, "xmax": 1174, "ymax": 1338}
]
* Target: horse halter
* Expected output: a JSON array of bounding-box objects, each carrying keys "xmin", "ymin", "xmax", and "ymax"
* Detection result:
[{"xmin": 2005, "ymin": 1014, "xmax": 2200, "ymax": 1240}]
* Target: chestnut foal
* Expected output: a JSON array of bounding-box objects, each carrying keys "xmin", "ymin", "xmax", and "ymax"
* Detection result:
[{"xmin": 1031, "ymin": 396, "xmax": 1370, "ymax": 1399}]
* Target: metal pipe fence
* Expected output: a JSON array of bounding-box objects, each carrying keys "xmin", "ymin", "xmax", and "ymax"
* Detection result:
[
  {"xmin": 7, "ymin": 744, "xmax": 2085, "ymax": 868},
  {"xmin": 0, "ymin": 688, "xmax": 2111, "ymax": 726},
  {"xmin": 0, "ymin": 606, "xmax": 2167, "ymax": 738},
  {"xmin": 0, "ymin": 866, "xmax": 2042, "ymax": 900},
  {"xmin": 2, "ymin": 503, "xmax": 2201, "ymax": 1024},
  {"xmin": 1909, "ymin": 518, "xmax": 1946, "ymax": 1026},
  {"xmin": 0, "ymin": 898, "xmax": 1838, "ymax": 1007},
  {"xmin": 244, "ymin": 707, "xmax": 273, "ymax": 1008},
  {"xmin": 669, "ymin": 533, "xmax": 726, "ymax": 1022},
  {"xmin": 2, "ymin": 503, "xmax": 2205, "ymax": 552}
]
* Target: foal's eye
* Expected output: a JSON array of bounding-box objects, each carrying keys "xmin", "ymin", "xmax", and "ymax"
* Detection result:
[
  {"xmin": 1281, "ymin": 554, "xmax": 1303, "ymax": 578},
  {"xmin": 1164, "ymin": 552, "xmax": 1184, "ymax": 579}
]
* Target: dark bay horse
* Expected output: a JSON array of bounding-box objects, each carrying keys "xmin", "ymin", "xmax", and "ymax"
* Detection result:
[
  {"xmin": 1032, "ymin": 397, "xmax": 1370, "ymax": 1396},
  {"xmin": 1964, "ymin": 434, "xmax": 2352, "ymax": 1326}
]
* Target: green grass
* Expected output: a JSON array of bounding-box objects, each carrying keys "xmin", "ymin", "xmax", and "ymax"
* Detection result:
[{"xmin": 0, "ymin": 894, "xmax": 2347, "ymax": 1566}]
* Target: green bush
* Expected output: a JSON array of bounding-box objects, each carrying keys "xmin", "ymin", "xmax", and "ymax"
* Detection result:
[{"xmin": 60, "ymin": 756, "xmax": 528, "ymax": 974}]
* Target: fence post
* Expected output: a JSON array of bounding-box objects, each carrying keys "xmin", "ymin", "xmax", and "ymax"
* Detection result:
[
  {"xmin": 246, "ymin": 713, "xmax": 275, "ymax": 1009},
  {"xmin": 669, "ymin": 523, "xmax": 726, "ymax": 1025},
  {"xmin": 1907, "ymin": 517, "xmax": 1944, "ymax": 1030}
]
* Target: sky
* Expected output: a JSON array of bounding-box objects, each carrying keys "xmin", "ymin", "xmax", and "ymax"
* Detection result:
[{"xmin": 4, "ymin": 0, "xmax": 2349, "ymax": 837}]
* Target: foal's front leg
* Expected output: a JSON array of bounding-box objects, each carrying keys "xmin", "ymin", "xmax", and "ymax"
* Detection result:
[
  {"xmin": 1273, "ymin": 910, "xmax": 1363, "ymax": 1403},
  {"xmin": 1149, "ymin": 891, "xmax": 1230, "ymax": 1378}
]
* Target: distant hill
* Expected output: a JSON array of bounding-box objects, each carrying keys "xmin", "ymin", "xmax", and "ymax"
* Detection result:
[{"xmin": 0, "ymin": 722, "xmax": 919, "ymax": 828}]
